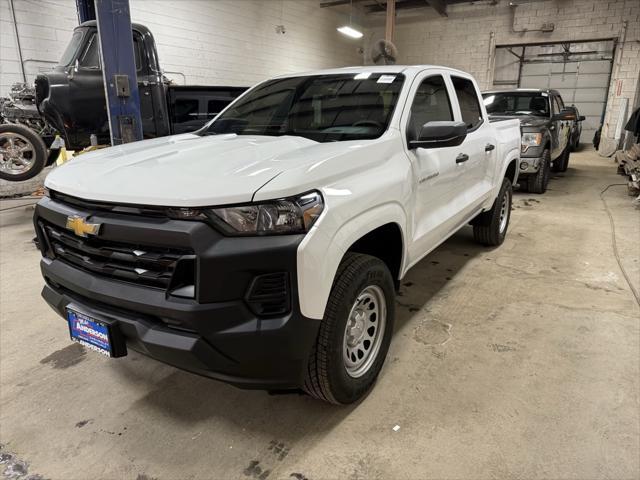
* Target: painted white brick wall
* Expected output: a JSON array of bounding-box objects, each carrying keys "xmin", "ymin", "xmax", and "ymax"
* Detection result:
[
  {"xmin": 0, "ymin": 0, "xmax": 363, "ymax": 95},
  {"xmin": 366, "ymin": 0, "xmax": 640, "ymax": 147}
]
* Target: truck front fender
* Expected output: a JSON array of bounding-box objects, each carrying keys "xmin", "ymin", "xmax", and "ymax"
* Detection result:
[{"xmin": 296, "ymin": 202, "xmax": 408, "ymax": 320}]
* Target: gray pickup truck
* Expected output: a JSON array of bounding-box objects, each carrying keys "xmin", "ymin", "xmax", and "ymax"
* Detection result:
[{"xmin": 482, "ymin": 88, "xmax": 576, "ymax": 194}]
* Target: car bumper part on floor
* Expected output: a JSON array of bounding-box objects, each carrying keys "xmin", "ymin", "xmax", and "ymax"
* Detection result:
[{"xmin": 34, "ymin": 194, "xmax": 321, "ymax": 389}]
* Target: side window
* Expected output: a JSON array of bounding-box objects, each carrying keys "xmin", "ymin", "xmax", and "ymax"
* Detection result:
[
  {"xmin": 79, "ymin": 33, "xmax": 141, "ymax": 71},
  {"xmin": 451, "ymin": 76, "xmax": 483, "ymax": 130},
  {"xmin": 133, "ymin": 34, "xmax": 143, "ymax": 71},
  {"xmin": 551, "ymin": 96, "xmax": 560, "ymax": 115},
  {"xmin": 173, "ymin": 99, "xmax": 200, "ymax": 124},
  {"xmin": 79, "ymin": 34, "xmax": 100, "ymax": 69},
  {"xmin": 407, "ymin": 75, "xmax": 453, "ymax": 141},
  {"xmin": 207, "ymin": 99, "xmax": 230, "ymax": 119}
]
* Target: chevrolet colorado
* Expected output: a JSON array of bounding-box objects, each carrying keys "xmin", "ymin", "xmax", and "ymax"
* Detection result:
[{"xmin": 35, "ymin": 66, "xmax": 520, "ymax": 404}]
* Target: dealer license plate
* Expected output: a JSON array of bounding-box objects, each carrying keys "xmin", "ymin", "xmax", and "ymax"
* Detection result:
[{"xmin": 67, "ymin": 308, "xmax": 113, "ymax": 357}]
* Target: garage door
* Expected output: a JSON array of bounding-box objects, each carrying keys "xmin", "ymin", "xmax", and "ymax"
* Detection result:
[{"xmin": 493, "ymin": 40, "xmax": 615, "ymax": 144}]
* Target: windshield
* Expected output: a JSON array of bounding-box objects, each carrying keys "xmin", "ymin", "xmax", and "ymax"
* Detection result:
[
  {"xmin": 482, "ymin": 92, "xmax": 550, "ymax": 117},
  {"xmin": 202, "ymin": 73, "xmax": 405, "ymax": 142},
  {"xmin": 58, "ymin": 30, "xmax": 84, "ymax": 66}
]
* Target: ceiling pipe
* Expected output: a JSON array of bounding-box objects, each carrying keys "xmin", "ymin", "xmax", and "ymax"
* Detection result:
[
  {"xmin": 385, "ymin": 0, "xmax": 396, "ymax": 42},
  {"xmin": 8, "ymin": 0, "xmax": 27, "ymax": 84}
]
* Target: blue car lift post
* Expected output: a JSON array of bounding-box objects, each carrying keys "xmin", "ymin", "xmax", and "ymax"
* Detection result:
[{"xmin": 76, "ymin": 0, "xmax": 142, "ymax": 145}]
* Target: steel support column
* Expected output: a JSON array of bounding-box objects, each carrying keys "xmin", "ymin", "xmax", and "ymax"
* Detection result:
[
  {"xmin": 95, "ymin": 0, "xmax": 143, "ymax": 145},
  {"xmin": 76, "ymin": 0, "xmax": 96, "ymax": 23}
]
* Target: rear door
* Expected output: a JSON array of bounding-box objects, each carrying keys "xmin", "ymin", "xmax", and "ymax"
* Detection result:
[
  {"xmin": 450, "ymin": 75, "xmax": 496, "ymax": 211},
  {"xmin": 551, "ymin": 94, "xmax": 568, "ymax": 159},
  {"xmin": 403, "ymin": 72, "xmax": 466, "ymax": 263}
]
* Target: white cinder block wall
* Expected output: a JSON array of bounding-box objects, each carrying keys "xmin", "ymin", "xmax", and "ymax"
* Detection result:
[
  {"xmin": 365, "ymin": 0, "xmax": 640, "ymax": 150},
  {"xmin": 0, "ymin": 0, "xmax": 363, "ymax": 95}
]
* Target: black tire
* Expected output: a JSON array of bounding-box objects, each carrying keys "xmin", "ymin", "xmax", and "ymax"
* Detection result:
[
  {"xmin": 527, "ymin": 148, "xmax": 550, "ymax": 194},
  {"xmin": 472, "ymin": 177, "xmax": 512, "ymax": 246},
  {"xmin": 0, "ymin": 123, "xmax": 47, "ymax": 181},
  {"xmin": 303, "ymin": 253, "xmax": 396, "ymax": 404}
]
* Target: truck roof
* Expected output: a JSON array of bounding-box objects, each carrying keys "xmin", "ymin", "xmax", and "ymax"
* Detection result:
[
  {"xmin": 482, "ymin": 88, "xmax": 562, "ymax": 96},
  {"xmin": 78, "ymin": 20, "xmax": 152, "ymax": 37},
  {"xmin": 271, "ymin": 65, "xmax": 474, "ymax": 79}
]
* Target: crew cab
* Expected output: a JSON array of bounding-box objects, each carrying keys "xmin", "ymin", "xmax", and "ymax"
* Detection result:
[
  {"xmin": 34, "ymin": 66, "xmax": 520, "ymax": 404},
  {"xmin": 482, "ymin": 88, "xmax": 576, "ymax": 193}
]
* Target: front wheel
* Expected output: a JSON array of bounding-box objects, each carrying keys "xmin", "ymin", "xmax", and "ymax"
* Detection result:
[
  {"xmin": 303, "ymin": 253, "xmax": 395, "ymax": 404},
  {"xmin": 527, "ymin": 148, "xmax": 550, "ymax": 194},
  {"xmin": 472, "ymin": 177, "xmax": 512, "ymax": 246},
  {"xmin": 0, "ymin": 124, "xmax": 47, "ymax": 181}
]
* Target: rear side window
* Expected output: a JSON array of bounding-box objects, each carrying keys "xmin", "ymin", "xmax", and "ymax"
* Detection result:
[
  {"xmin": 407, "ymin": 75, "xmax": 452, "ymax": 141},
  {"xmin": 173, "ymin": 99, "xmax": 200, "ymax": 123},
  {"xmin": 452, "ymin": 76, "xmax": 483, "ymax": 130}
]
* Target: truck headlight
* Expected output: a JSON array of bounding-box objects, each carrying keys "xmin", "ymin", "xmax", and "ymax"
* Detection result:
[
  {"xmin": 210, "ymin": 191, "xmax": 324, "ymax": 235},
  {"xmin": 521, "ymin": 133, "xmax": 542, "ymax": 152}
]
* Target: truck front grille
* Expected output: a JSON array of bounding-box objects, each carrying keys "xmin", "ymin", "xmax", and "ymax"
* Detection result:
[{"xmin": 40, "ymin": 221, "xmax": 194, "ymax": 290}]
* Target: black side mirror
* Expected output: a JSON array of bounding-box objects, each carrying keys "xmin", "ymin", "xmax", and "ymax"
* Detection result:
[
  {"xmin": 409, "ymin": 121, "xmax": 467, "ymax": 149},
  {"xmin": 553, "ymin": 109, "xmax": 576, "ymax": 121},
  {"xmin": 578, "ymin": 115, "xmax": 586, "ymax": 122}
]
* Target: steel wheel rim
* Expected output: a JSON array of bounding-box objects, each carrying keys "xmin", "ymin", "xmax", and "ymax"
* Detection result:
[
  {"xmin": 343, "ymin": 285, "xmax": 387, "ymax": 378},
  {"xmin": 0, "ymin": 132, "xmax": 36, "ymax": 175},
  {"xmin": 499, "ymin": 189, "xmax": 510, "ymax": 234}
]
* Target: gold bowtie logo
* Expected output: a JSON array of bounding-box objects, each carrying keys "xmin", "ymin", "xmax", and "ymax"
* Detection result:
[{"xmin": 66, "ymin": 216, "xmax": 101, "ymax": 237}]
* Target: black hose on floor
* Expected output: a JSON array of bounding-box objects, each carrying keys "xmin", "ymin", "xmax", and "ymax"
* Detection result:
[{"xmin": 600, "ymin": 183, "xmax": 640, "ymax": 307}]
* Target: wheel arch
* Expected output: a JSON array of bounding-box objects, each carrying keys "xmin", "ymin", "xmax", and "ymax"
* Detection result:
[{"xmin": 296, "ymin": 202, "xmax": 407, "ymax": 320}]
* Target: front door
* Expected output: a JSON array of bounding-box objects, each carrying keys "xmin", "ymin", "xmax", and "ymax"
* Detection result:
[
  {"xmin": 551, "ymin": 94, "xmax": 569, "ymax": 159},
  {"xmin": 403, "ymin": 73, "xmax": 468, "ymax": 264}
]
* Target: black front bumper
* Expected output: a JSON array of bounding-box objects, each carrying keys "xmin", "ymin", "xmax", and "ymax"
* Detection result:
[{"xmin": 35, "ymin": 196, "xmax": 320, "ymax": 389}]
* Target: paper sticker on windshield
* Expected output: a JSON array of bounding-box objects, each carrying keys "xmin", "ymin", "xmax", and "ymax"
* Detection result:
[
  {"xmin": 377, "ymin": 75, "xmax": 397, "ymax": 84},
  {"xmin": 541, "ymin": 92, "xmax": 548, "ymax": 97}
]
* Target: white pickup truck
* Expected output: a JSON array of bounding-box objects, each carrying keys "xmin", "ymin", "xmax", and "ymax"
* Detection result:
[{"xmin": 35, "ymin": 66, "xmax": 520, "ymax": 404}]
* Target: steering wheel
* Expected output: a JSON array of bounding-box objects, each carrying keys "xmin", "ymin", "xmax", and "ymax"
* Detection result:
[{"xmin": 352, "ymin": 119, "xmax": 383, "ymax": 129}]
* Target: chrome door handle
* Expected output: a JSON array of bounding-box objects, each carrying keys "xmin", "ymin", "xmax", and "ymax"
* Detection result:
[{"xmin": 456, "ymin": 153, "xmax": 469, "ymax": 164}]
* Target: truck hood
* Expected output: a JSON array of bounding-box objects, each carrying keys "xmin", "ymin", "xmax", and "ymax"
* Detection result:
[
  {"xmin": 489, "ymin": 114, "xmax": 549, "ymax": 128},
  {"xmin": 44, "ymin": 133, "xmax": 329, "ymax": 206}
]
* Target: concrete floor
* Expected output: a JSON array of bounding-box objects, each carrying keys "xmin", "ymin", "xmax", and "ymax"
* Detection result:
[{"xmin": 1, "ymin": 148, "xmax": 638, "ymax": 480}]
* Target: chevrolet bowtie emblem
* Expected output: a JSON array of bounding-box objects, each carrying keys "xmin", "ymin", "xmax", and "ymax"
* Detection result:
[{"xmin": 66, "ymin": 215, "xmax": 101, "ymax": 237}]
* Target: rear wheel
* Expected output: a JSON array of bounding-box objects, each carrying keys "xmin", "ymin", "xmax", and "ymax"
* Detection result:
[
  {"xmin": 303, "ymin": 253, "xmax": 395, "ymax": 404},
  {"xmin": 473, "ymin": 177, "xmax": 512, "ymax": 246},
  {"xmin": 0, "ymin": 124, "xmax": 47, "ymax": 181},
  {"xmin": 527, "ymin": 148, "xmax": 550, "ymax": 194}
]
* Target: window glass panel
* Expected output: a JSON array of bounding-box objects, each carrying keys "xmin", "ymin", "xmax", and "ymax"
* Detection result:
[
  {"xmin": 173, "ymin": 99, "xmax": 200, "ymax": 124},
  {"xmin": 207, "ymin": 99, "xmax": 231, "ymax": 119},
  {"xmin": 452, "ymin": 76, "xmax": 483, "ymax": 129},
  {"xmin": 79, "ymin": 34, "xmax": 100, "ymax": 69},
  {"xmin": 483, "ymin": 92, "xmax": 549, "ymax": 117},
  {"xmin": 407, "ymin": 75, "xmax": 452, "ymax": 141},
  {"xmin": 206, "ymin": 73, "xmax": 405, "ymax": 143},
  {"xmin": 133, "ymin": 35, "xmax": 142, "ymax": 70},
  {"xmin": 59, "ymin": 30, "xmax": 83, "ymax": 66}
]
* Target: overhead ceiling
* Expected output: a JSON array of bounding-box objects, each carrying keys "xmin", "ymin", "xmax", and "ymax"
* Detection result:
[{"xmin": 319, "ymin": 0, "xmax": 498, "ymax": 17}]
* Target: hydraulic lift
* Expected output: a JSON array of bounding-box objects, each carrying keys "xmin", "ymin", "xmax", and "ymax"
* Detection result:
[{"xmin": 75, "ymin": 0, "xmax": 142, "ymax": 145}]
